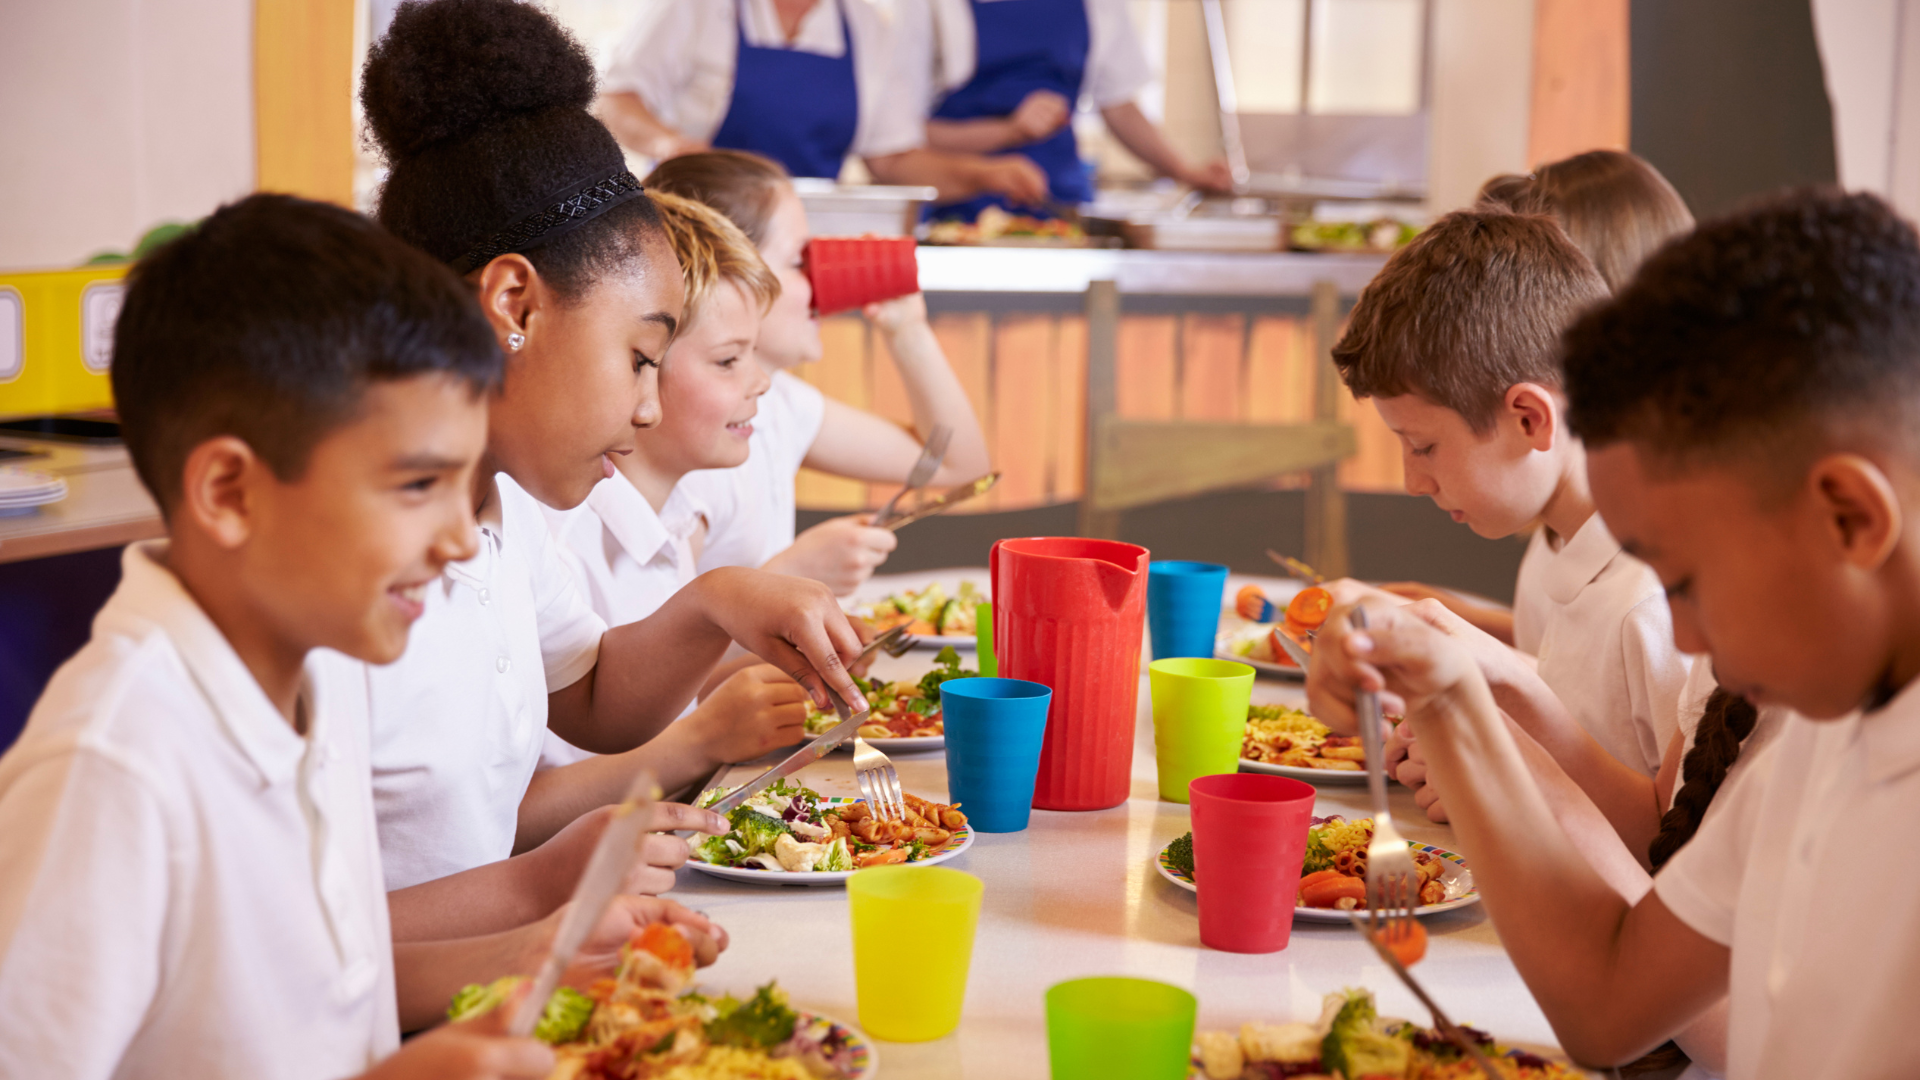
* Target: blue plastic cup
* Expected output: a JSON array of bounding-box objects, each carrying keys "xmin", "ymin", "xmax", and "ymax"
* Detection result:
[
  {"xmin": 1147, "ymin": 561, "xmax": 1230, "ymax": 661},
  {"xmin": 940, "ymin": 677, "xmax": 1052, "ymax": 832}
]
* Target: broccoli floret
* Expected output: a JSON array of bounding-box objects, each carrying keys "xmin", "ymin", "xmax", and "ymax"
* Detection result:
[
  {"xmin": 447, "ymin": 976, "xmax": 521, "ymax": 1024},
  {"xmin": 1321, "ymin": 988, "xmax": 1408, "ymax": 1079},
  {"xmin": 705, "ymin": 982, "xmax": 799, "ymax": 1049},
  {"xmin": 730, "ymin": 808, "xmax": 793, "ymax": 856},
  {"xmin": 917, "ymin": 646, "xmax": 979, "ymax": 703},
  {"xmin": 904, "ymin": 839, "xmax": 930, "ymax": 861},
  {"xmin": 534, "ymin": 986, "xmax": 595, "ymax": 1045},
  {"xmin": 1301, "ymin": 827, "xmax": 1335, "ymax": 874},
  {"xmin": 1166, "ymin": 832, "xmax": 1195, "ymax": 877},
  {"xmin": 694, "ymin": 834, "xmax": 739, "ymax": 866}
]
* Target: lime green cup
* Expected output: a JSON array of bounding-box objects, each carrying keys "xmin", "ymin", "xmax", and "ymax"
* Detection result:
[
  {"xmin": 848, "ymin": 865, "xmax": 984, "ymax": 1041},
  {"xmin": 1046, "ymin": 977, "xmax": 1197, "ymax": 1080},
  {"xmin": 1149, "ymin": 657, "xmax": 1256, "ymax": 803}
]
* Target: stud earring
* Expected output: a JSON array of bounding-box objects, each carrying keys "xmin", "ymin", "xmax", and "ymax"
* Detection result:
[{"xmin": 506, "ymin": 332, "xmax": 526, "ymax": 352}]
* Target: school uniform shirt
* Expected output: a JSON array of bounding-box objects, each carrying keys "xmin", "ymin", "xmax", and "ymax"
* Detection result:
[
  {"xmin": 1511, "ymin": 514, "xmax": 1693, "ymax": 776},
  {"xmin": 901, "ymin": 0, "xmax": 1154, "ymax": 112},
  {"xmin": 368, "ymin": 472, "xmax": 606, "ymax": 890},
  {"xmin": 601, "ymin": 0, "xmax": 924, "ymax": 164},
  {"xmin": 1653, "ymin": 680, "xmax": 1920, "ymax": 1080},
  {"xmin": 0, "ymin": 542, "xmax": 397, "ymax": 1080},
  {"xmin": 682, "ymin": 370, "xmax": 828, "ymax": 573},
  {"xmin": 1668, "ymin": 658, "xmax": 1788, "ymax": 813}
]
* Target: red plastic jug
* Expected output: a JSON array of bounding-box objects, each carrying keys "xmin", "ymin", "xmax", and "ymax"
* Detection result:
[{"xmin": 990, "ymin": 537, "xmax": 1150, "ymax": 810}]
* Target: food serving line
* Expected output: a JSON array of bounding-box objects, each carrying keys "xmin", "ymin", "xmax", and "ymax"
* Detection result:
[{"xmin": 668, "ymin": 569, "xmax": 1565, "ymax": 1079}]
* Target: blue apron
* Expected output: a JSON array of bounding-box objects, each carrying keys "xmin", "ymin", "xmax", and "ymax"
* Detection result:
[
  {"xmin": 931, "ymin": 0, "xmax": 1091, "ymax": 221},
  {"xmin": 711, "ymin": 0, "xmax": 861, "ymax": 179}
]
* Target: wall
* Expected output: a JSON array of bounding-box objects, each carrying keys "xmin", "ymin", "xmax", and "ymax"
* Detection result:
[
  {"xmin": 0, "ymin": 0, "xmax": 255, "ymax": 270},
  {"xmin": 1812, "ymin": 0, "xmax": 1920, "ymax": 219},
  {"xmin": 1426, "ymin": 0, "xmax": 1536, "ymax": 211}
]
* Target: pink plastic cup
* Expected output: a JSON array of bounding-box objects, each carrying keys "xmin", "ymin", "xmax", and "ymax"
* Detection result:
[
  {"xmin": 803, "ymin": 236, "xmax": 919, "ymax": 315},
  {"xmin": 1188, "ymin": 773, "xmax": 1316, "ymax": 953}
]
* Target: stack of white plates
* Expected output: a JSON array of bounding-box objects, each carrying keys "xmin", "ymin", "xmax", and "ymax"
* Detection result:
[{"xmin": 0, "ymin": 466, "xmax": 68, "ymax": 516}]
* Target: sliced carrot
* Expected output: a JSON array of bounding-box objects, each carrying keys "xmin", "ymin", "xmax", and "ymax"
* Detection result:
[
  {"xmin": 1380, "ymin": 918, "xmax": 1428, "ymax": 967},
  {"xmin": 1285, "ymin": 587, "xmax": 1333, "ymax": 629},
  {"xmin": 632, "ymin": 922, "xmax": 693, "ymax": 970},
  {"xmin": 1300, "ymin": 873, "xmax": 1368, "ymax": 908}
]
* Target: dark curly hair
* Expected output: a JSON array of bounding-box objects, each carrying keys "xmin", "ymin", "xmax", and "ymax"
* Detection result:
[
  {"xmin": 361, "ymin": 0, "xmax": 663, "ymax": 298},
  {"xmin": 1563, "ymin": 188, "xmax": 1920, "ymax": 466}
]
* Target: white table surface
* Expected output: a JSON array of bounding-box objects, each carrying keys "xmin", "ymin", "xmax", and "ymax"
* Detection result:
[{"xmin": 670, "ymin": 569, "xmax": 1562, "ymax": 1078}]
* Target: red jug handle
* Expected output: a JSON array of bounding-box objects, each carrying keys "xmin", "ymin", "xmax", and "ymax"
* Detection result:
[{"xmin": 989, "ymin": 539, "xmax": 1003, "ymax": 649}]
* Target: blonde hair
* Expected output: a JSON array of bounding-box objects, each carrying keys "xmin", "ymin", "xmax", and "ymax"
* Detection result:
[
  {"xmin": 647, "ymin": 189, "xmax": 780, "ymax": 327},
  {"xmin": 1479, "ymin": 150, "xmax": 1694, "ymax": 292}
]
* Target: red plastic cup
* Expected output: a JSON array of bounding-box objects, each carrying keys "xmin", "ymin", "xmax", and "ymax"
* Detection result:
[
  {"xmin": 1188, "ymin": 773, "xmax": 1316, "ymax": 953},
  {"xmin": 803, "ymin": 236, "xmax": 919, "ymax": 315},
  {"xmin": 991, "ymin": 537, "xmax": 1151, "ymax": 811}
]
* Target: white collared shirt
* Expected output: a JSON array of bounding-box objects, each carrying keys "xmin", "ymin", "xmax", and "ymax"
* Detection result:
[
  {"xmin": 601, "ymin": 0, "xmax": 925, "ymax": 162},
  {"xmin": 1655, "ymin": 679, "xmax": 1920, "ymax": 1080},
  {"xmin": 545, "ymin": 475, "xmax": 710, "ymax": 630},
  {"xmin": 368, "ymin": 473, "xmax": 606, "ymax": 889},
  {"xmin": 898, "ymin": 0, "xmax": 1154, "ymax": 112},
  {"xmin": 683, "ymin": 370, "xmax": 828, "ymax": 573},
  {"xmin": 0, "ymin": 542, "xmax": 396, "ymax": 1080},
  {"xmin": 1512, "ymin": 514, "xmax": 1693, "ymax": 775}
]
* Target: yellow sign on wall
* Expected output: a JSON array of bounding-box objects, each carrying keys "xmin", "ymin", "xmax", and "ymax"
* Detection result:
[{"xmin": 0, "ymin": 264, "xmax": 131, "ymax": 421}]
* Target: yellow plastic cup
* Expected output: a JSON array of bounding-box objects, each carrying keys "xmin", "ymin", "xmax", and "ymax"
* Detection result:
[
  {"xmin": 848, "ymin": 865, "xmax": 984, "ymax": 1041},
  {"xmin": 1149, "ymin": 657, "xmax": 1255, "ymax": 803}
]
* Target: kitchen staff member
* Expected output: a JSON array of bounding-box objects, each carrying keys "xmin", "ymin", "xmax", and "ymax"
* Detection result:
[
  {"xmin": 908, "ymin": 0, "xmax": 1234, "ymax": 219},
  {"xmin": 597, "ymin": 0, "xmax": 1046, "ymax": 206}
]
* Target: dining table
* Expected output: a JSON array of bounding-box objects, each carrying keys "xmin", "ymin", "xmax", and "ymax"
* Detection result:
[{"xmin": 666, "ymin": 568, "xmax": 1572, "ymax": 1079}]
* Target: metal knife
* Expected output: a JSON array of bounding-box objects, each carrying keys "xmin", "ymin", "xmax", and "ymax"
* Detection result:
[
  {"xmin": 879, "ymin": 472, "xmax": 1001, "ymax": 532},
  {"xmin": 1270, "ymin": 626, "xmax": 1313, "ymax": 670},
  {"xmin": 707, "ymin": 694, "xmax": 872, "ymax": 816},
  {"xmin": 507, "ymin": 770, "xmax": 659, "ymax": 1038}
]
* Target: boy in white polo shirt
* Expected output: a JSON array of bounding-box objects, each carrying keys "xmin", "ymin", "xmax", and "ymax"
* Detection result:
[
  {"xmin": 1310, "ymin": 189, "xmax": 1920, "ymax": 1078},
  {"xmin": 0, "ymin": 196, "xmax": 723, "ymax": 1080},
  {"xmin": 1328, "ymin": 209, "xmax": 1693, "ymax": 827}
]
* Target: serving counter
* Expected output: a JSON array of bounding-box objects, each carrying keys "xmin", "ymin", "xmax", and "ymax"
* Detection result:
[{"xmin": 670, "ymin": 568, "xmax": 1569, "ymax": 1080}]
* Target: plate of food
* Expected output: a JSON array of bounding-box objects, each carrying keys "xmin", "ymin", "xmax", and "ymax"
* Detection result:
[
  {"xmin": 447, "ymin": 923, "xmax": 876, "ymax": 1079},
  {"xmin": 1238, "ymin": 703, "xmax": 1368, "ymax": 784},
  {"xmin": 855, "ymin": 581, "xmax": 983, "ymax": 648},
  {"xmin": 1215, "ymin": 583, "xmax": 1330, "ymax": 679},
  {"xmin": 1156, "ymin": 816, "xmax": 1479, "ymax": 922},
  {"xmin": 1192, "ymin": 987, "xmax": 1589, "ymax": 1079},
  {"xmin": 801, "ymin": 647, "xmax": 975, "ymax": 752},
  {"xmin": 690, "ymin": 779, "xmax": 972, "ymax": 885}
]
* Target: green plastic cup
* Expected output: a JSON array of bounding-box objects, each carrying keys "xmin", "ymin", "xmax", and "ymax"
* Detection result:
[
  {"xmin": 848, "ymin": 865, "xmax": 984, "ymax": 1041},
  {"xmin": 1046, "ymin": 977, "xmax": 1197, "ymax": 1080},
  {"xmin": 1149, "ymin": 657, "xmax": 1255, "ymax": 803},
  {"xmin": 976, "ymin": 601, "xmax": 997, "ymax": 676}
]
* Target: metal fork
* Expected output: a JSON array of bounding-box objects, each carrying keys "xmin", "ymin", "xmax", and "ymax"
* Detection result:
[
  {"xmin": 872, "ymin": 424, "xmax": 952, "ymax": 528},
  {"xmin": 852, "ymin": 737, "xmax": 906, "ymax": 822},
  {"xmin": 1346, "ymin": 911, "xmax": 1500, "ymax": 1080},
  {"xmin": 1350, "ymin": 607, "xmax": 1421, "ymax": 939}
]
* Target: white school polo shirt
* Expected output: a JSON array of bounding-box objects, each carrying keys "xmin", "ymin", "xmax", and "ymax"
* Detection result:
[
  {"xmin": 1511, "ymin": 514, "xmax": 1693, "ymax": 775},
  {"xmin": 368, "ymin": 473, "xmax": 606, "ymax": 889},
  {"xmin": 1668, "ymin": 659, "xmax": 1787, "ymax": 812},
  {"xmin": 546, "ymin": 474, "xmax": 710, "ymax": 630},
  {"xmin": 601, "ymin": 0, "xmax": 924, "ymax": 161},
  {"xmin": 900, "ymin": 0, "xmax": 1154, "ymax": 112},
  {"xmin": 683, "ymin": 370, "xmax": 828, "ymax": 573},
  {"xmin": 0, "ymin": 542, "xmax": 397, "ymax": 1080},
  {"xmin": 1654, "ymin": 680, "xmax": 1920, "ymax": 1080}
]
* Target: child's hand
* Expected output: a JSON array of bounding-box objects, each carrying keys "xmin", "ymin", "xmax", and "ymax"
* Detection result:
[
  {"xmin": 693, "ymin": 566, "xmax": 868, "ymax": 711},
  {"xmin": 686, "ymin": 664, "xmax": 811, "ymax": 763},
  {"xmin": 1324, "ymin": 577, "xmax": 1413, "ymax": 610},
  {"xmin": 766, "ymin": 515, "xmax": 898, "ymax": 597},
  {"xmin": 1389, "ymin": 730, "xmax": 1451, "ymax": 823},
  {"xmin": 362, "ymin": 982, "xmax": 553, "ymax": 1079},
  {"xmin": 1307, "ymin": 600, "xmax": 1483, "ymax": 733},
  {"xmin": 863, "ymin": 292, "xmax": 929, "ymax": 336},
  {"xmin": 548, "ymin": 895, "xmax": 727, "ymax": 988},
  {"xmin": 535, "ymin": 801, "xmax": 727, "ymax": 898}
]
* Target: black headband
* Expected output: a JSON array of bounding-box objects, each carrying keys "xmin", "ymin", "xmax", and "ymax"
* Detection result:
[{"xmin": 446, "ymin": 169, "xmax": 646, "ymax": 275}]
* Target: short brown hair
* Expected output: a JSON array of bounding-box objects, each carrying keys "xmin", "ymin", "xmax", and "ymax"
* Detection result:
[
  {"xmin": 648, "ymin": 190, "xmax": 780, "ymax": 327},
  {"xmin": 1332, "ymin": 209, "xmax": 1608, "ymax": 432},
  {"xmin": 1479, "ymin": 150, "xmax": 1694, "ymax": 292},
  {"xmin": 646, "ymin": 151, "xmax": 791, "ymax": 248}
]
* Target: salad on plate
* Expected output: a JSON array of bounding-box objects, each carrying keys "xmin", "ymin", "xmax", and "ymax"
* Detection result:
[
  {"xmin": 858, "ymin": 582, "xmax": 982, "ymax": 639},
  {"xmin": 692, "ymin": 779, "xmax": 969, "ymax": 873},
  {"xmin": 803, "ymin": 647, "xmax": 976, "ymax": 741}
]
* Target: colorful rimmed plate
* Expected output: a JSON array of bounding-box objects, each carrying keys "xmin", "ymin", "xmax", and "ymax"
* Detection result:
[
  {"xmin": 1214, "ymin": 619, "xmax": 1305, "ymax": 681},
  {"xmin": 794, "ymin": 1010, "xmax": 877, "ymax": 1080},
  {"xmin": 850, "ymin": 734, "xmax": 946, "ymax": 753},
  {"xmin": 1237, "ymin": 756, "xmax": 1368, "ymax": 786},
  {"xmin": 690, "ymin": 797, "xmax": 973, "ymax": 887},
  {"xmin": 1153, "ymin": 839, "xmax": 1482, "ymax": 922}
]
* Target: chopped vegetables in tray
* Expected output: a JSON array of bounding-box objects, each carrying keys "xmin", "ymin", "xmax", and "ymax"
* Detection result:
[
  {"xmin": 1289, "ymin": 218, "xmax": 1421, "ymax": 253},
  {"xmin": 693, "ymin": 779, "xmax": 968, "ymax": 872},
  {"xmin": 804, "ymin": 646, "xmax": 976, "ymax": 739},
  {"xmin": 447, "ymin": 924, "xmax": 863, "ymax": 1079},
  {"xmin": 1194, "ymin": 987, "xmax": 1584, "ymax": 1080},
  {"xmin": 861, "ymin": 581, "xmax": 982, "ymax": 637},
  {"xmin": 1241, "ymin": 704, "xmax": 1363, "ymax": 771},
  {"xmin": 925, "ymin": 206, "xmax": 1084, "ymax": 246}
]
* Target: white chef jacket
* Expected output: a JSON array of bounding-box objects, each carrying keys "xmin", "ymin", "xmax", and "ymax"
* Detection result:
[
  {"xmin": 1655, "ymin": 677, "xmax": 1920, "ymax": 1080},
  {"xmin": 0, "ymin": 542, "xmax": 398, "ymax": 1080},
  {"xmin": 1512, "ymin": 513, "xmax": 1694, "ymax": 776},
  {"xmin": 682, "ymin": 369, "xmax": 828, "ymax": 573},
  {"xmin": 900, "ymin": 0, "xmax": 1155, "ymax": 112},
  {"xmin": 602, "ymin": 0, "xmax": 925, "ymax": 161},
  {"xmin": 369, "ymin": 472, "xmax": 607, "ymax": 890}
]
